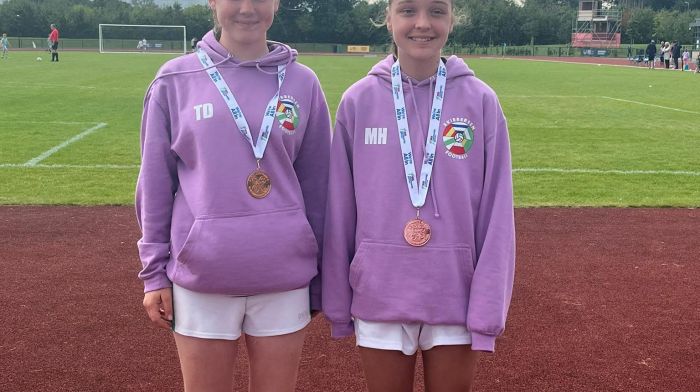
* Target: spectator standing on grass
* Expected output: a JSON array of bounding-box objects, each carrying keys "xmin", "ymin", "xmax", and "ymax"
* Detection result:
[
  {"xmin": 135, "ymin": 0, "xmax": 331, "ymax": 391},
  {"xmin": 682, "ymin": 48, "xmax": 690, "ymax": 71},
  {"xmin": 190, "ymin": 36, "xmax": 198, "ymax": 52},
  {"xmin": 1, "ymin": 33, "xmax": 9, "ymax": 60},
  {"xmin": 322, "ymin": 0, "xmax": 515, "ymax": 391},
  {"xmin": 658, "ymin": 41, "xmax": 666, "ymax": 67},
  {"xmin": 646, "ymin": 40, "xmax": 657, "ymax": 69},
  {"xmin": 672, "ymin": 41, "xmax": 681, "ymax": 70},
  {"xmin": 49, "ymin": 24, "xmax": 59, "ymax": 62},
  {"xmin": 695, "ymin": 52, "xmax": 700, "ymax": 74}
]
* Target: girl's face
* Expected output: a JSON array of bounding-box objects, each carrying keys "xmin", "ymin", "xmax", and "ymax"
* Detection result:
[
  {"xmin": 386, "ymin": 0, "xmax": 453, "ymax": 64},
  {"xmin": 209, "ymin": 0, "xmax": 279, "ymax": 46}
]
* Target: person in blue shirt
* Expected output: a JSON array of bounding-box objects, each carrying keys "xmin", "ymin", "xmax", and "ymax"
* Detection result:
[{"xmin": 1, "ymin": 33, "xmax": 9, "ymax": 60}]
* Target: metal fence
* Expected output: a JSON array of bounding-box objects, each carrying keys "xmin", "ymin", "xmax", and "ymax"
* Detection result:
[{"xmin": 3, "ymin": 37, "xmax": 694, "ymax": 60}]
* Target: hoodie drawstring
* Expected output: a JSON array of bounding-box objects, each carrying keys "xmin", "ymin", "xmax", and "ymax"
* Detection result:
[
  {"xmin": 145, "ymin": 37, "xmax": 296, "ymax": 98},
  {"xmin": 406, "ymin": 75, "xmax": 440, "ymax": 219},
  {"xmin": 144, "ymin": 54, "xmax": 233, "ymax": 96}
]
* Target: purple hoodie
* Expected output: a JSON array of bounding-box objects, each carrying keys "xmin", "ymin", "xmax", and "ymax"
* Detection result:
[
  {"xmin": 322, "ymin": 55, "xmax": 515, "ymax": 352},
  {"xmin": 136, "ymin": 31, "xmax": 331, "ymax": 310}
]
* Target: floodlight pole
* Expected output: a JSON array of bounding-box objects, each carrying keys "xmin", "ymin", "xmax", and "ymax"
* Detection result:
[{"xmin": 16, "ymin": 14, "xmax": 21, "ymax": 48}]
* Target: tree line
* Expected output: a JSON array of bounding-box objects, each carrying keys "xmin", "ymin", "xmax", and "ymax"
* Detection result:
[{"xmin": 0, "ymin": 0, "xmax": 698, "ymax": 46}]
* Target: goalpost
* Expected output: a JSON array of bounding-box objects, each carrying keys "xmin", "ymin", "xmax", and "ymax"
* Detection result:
[{"xmin": 98, "ymin": 24, "xmax": 187, "ymax": 54}]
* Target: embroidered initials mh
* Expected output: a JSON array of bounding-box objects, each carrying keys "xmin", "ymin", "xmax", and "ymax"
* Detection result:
[{"xmin": 364, "ymin": 128, "xmax": 388, "ymax": 145}]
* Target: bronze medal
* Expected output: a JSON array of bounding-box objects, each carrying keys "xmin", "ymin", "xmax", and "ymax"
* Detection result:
[
  {"xmin": 403, "ymin": 218, "xmax": 431, "ymax": 247},
  {"xmin": 246, "ymin": 169, "xmax": 271, "ymax": 199}
]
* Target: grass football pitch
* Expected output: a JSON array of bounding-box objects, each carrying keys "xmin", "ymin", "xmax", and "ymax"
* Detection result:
[{"xmin": 0, "ymin": 51, "xmax": 697, "ymax": 206}]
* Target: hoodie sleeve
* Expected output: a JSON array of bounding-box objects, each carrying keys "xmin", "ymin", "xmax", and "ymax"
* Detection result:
[
  {"xmin": 322, "ymin": 111, "xmax": 357, "ymax": 338},
  {"xmin": 294, "ymin": 77, "xmax": 331, "ymax": 311},
  {"xmin": 135, "ymin": 81, "xmax": 179, "ymax": 293},
  {"xmin": 467, "ymin": 94, "xmax": 516, "ymax": 352}
]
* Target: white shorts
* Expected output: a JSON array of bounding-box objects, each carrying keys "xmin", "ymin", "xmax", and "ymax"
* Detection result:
[
  {"xmin": 172, "ymin": 284, "xmax": 311, "ymax": 340},
  {"xmin": 354, "ymin": 319, "xmax": 472, "ymax": 355}
]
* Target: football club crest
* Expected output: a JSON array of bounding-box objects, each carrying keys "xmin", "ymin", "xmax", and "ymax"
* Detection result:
[
  {"xmin": 276, "ymin": 96, "xmax": 300, "ymax": 135},
  {"xmin": 442, "ymin": 118, "xmax": 475, "ymax": 160}
]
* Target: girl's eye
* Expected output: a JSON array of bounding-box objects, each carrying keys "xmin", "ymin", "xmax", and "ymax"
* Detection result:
[
  {"xmin": 399, "ymin": 8, "xmax": 416, "ymax": 15},
  {"xmin": 431, "ymin": 8, "xmax": 447, "ymax": 16}
]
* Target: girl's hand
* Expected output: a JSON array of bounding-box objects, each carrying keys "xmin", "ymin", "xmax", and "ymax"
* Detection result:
[{"xmin": 143, "ymin": 288, "xmax": 173, "ymax": 330}]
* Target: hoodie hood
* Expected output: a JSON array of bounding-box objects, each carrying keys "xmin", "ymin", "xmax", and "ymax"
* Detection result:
[
  {"xmin": 368, "ymin": 54, "xmax": 474, "ymax": 86},
  {"xmin": 197, "ymin": 30, "xmax": 297, "ymax": 69},
  {"xmin": 147, "ymin": 30, "xmax": 298, "ymax": 91}
]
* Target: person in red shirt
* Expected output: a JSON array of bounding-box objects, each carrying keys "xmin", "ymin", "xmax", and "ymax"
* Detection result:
[{"xmin": 49, "ymin": 24, "xmax": 59, "ymax": 62}]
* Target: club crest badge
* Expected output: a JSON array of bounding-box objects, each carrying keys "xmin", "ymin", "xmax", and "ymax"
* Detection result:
[
  {"xmin": 442, "ymin": 118, "xmax": 475, "ymax": 160},
  {"xmin": 276, "ymin": 96, "xmax": 301, "ymax": 135}
]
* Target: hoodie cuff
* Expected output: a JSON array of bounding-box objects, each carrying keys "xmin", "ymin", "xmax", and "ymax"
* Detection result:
[
  {"xmin": 143, "ymin": 274, "xmax": 172, "ymax": 293},
  {"xmin": 331, "ymin": 322, "xmax": 354, "ymax": 338},
  {"xmin": 470, "ymin": 332, "xmax": 496, "ymax": 352}
]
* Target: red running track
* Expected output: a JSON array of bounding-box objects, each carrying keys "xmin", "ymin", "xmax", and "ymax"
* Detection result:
[{"xmin": 0, "ymin": 207, "xmax": 698, "ymax": 391}]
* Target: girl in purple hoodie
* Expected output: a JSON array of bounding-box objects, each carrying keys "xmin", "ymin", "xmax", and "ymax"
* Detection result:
[
  {"xmin": 322, "ymin": 0, "xmax": 515, "ymax": 390},
  {"xmin": 135, "ymin": 0, "xmax": 330, "ymax": 390}
]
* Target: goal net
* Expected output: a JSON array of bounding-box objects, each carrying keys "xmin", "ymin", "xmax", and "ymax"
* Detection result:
[{"xmin": 98, "ymin": 24, "xmax": 187, "ymax": 54}]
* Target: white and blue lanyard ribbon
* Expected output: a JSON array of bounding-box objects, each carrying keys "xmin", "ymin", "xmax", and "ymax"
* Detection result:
[
  {"xmin": 196, "ymin": 49, "xmax": 285, "ymax": 161},
  {"xmin": 391, "ymin": 59, "xmax": 447, "ymax": 210}
]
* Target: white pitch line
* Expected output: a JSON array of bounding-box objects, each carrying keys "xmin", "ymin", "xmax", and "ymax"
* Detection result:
[
  {"xmin": 514, "ymin": 168, "xmax": 700, "ymax": 176},
  {"xmin": 600, "ymin": 97, "xmax": 700, "ymax": 115},
  {"xmin": 502, "ymin": 95, "xmax": 593, "ymax": 99},
  {"xmin": 23, "ymin": 123, "xmax": 108, "ymax": 166},
  {"xmin": 0, "ymin": 163, "xmax": 138, "ymax": 169},
  {"xmin": 9, "ymin": 120, "xmax": 97, "ymax": 125},
  {"xmin": 0, "ymin": 81, "xmax": 97, "ymax": 90},
  {"xmin": 478, "ymin": 56, "xmax": 654, "ymax": 70},
  {"xmin": 501, "ymin": 95, "xmax": 698, "ymax": 115},
  {"xmin": 0, "ymin": 81, "xmax": 144, "ymax": 93}
]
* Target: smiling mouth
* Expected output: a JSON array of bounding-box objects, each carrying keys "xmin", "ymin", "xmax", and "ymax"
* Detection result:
[{"xmin": 410, "ymin": 37, "xmax": 435, "ymax": 42}]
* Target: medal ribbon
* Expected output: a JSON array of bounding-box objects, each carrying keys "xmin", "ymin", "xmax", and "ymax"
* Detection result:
[
  {"xmin": 391, "ymin": 59, "xmax": 447, "ymax": 209},
  {"xmin": 196, "ymin": 49, "xmax": 285, "ymax": 160}
]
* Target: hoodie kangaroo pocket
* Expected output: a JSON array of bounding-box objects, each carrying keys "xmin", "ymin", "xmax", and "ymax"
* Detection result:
[
  {"xmin": 174, "ymin": 207, "xmax": 318, "ymax": 295},
  {"xmin": 349, "ymin": 241, "xmax": 474, "ymax": 325}
]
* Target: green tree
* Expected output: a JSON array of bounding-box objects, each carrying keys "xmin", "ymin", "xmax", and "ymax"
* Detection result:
[
  {"xmin": 1, "ymin": 0, "xmax": 697, "ymax": 46},
  {"xmin": 521, "ymin": 0, "xmax": 575, "ymax": 45},
  {"xmin": 182, "ymin": 4, "xmax": 211, "ymax": 41},
  {"xmin": 311, "ymin": 0, "xmax": 358, "ymax": 43},
  {"xmin": 654, "ymin": 9, "xmax": 694, "ymax": 43},
  {"xmin": 269, "ymin": 0, "xmax": 313, "ymax": 42},
  {"xmin": 347, "ymin": 0, "xmax": 390, "ymax": 45},
  {"xmin": 0, "ymin": 0, "xmax": 43, "ymax": 38},
  {"xmin": 626, "ymin": 7, "xmax": 656, "ymax": 43},
  {"xmin": 63, "ymin": 4, "xmax": 97, "ymax": 38}
]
